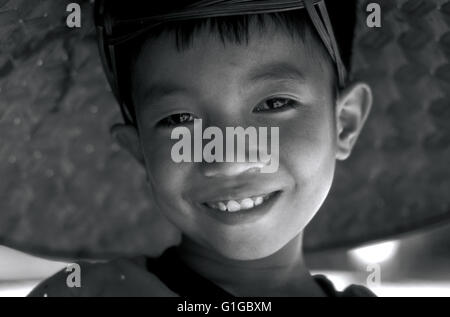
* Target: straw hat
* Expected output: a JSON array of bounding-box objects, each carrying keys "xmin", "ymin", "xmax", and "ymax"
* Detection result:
[{"xmin": 0, "ymin": 0, "xmax": 449, "ymax": 259}]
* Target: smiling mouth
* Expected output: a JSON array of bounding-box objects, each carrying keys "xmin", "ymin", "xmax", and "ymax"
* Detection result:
[{"xmin": 202, "ymin": 191, "xmax": 280, "ymax": 213}]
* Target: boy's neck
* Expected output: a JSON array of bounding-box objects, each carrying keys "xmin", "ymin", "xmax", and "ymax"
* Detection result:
[{"xmin": 175, "ymin": 234, "xmax": 325, "ymax": 296}]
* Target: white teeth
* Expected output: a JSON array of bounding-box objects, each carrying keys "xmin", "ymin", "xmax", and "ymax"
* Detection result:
[
  {"xmin": 217, "ymin": 202, "xmax": 227, "ymax": 211},
  {"xmin": 240, "ymin": 198, "xmax": 254, "ymax": 209},
  {"xmin": 254, "ymin": 196, "xmax": 264, "ymax": 206},
  {"xmin": 227, "ymin": 200, "xmax": 241, "ymax": 212},
  {"xmin": 205, "ymin": 193, "xmax": 274, "ymax": 212}
]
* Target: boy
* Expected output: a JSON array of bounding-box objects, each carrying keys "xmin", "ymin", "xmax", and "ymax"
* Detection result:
[{"xmin": 30, "ymin": 0, "xmax": 373, "ymax": 296}]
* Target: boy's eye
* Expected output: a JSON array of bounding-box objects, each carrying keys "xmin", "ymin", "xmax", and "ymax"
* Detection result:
[
  {"xmin": 157, "ymin": 113, "xmax": 197, "ymax": 127},
  {"xmin": 253, "ymin": 97, "xmax": 300, "ymax": 113}
]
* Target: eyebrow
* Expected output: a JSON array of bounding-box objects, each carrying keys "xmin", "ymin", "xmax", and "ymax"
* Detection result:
[
  {"xmin": 245, "ymin": 62, "xmax": 307, "ymax": 85},
  {"xmin": 140, "ymin": 62, "xmax": 307, "ymax": 106},
  {"xmin": 140, "ymin": 83, "xmax": 191, "ymax": 106}
]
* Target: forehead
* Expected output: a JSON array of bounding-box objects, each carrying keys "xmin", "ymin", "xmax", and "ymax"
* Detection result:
[{"xmin": 131, "ymin": 22, "xmax": 333, "ymax": 102}]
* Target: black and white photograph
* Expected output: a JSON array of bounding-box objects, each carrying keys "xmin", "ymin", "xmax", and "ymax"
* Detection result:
[{"xmin": 0, "ymin": 0, "xmax": 449, "ymax": 302}]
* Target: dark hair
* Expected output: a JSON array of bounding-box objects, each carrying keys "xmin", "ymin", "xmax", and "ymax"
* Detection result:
[{"xmin": 111, "ymin": 0, "xmax": 357, "ymax": 124}]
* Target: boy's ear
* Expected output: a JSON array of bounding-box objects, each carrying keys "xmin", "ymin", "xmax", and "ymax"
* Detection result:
[
  {"xmin": 110, "ymin": 124, "xmax": 146, "ymax": 166},
  {"xmin": 335, "ymin": 82, "xmax": 373, "ymax": 161}
]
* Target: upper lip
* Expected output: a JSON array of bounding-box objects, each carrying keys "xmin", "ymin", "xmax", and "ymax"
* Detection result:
[{"xmin": 186, "ymin": 179, "xmax": 283, "ymax": 204}]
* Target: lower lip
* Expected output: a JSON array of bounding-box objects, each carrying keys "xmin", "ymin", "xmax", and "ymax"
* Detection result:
[{"xmin": 198, "ymin": 191, "xmax": 282, "ymax": 225}]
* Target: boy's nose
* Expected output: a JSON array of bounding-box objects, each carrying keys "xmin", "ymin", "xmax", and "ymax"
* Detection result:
[
  {"xmin": 201, "ymin": 161, "xmax": 266, "ymax": 178},
  {"xmin": 199, "ymin": 114, "xmax": 271, "ymax": 177}
]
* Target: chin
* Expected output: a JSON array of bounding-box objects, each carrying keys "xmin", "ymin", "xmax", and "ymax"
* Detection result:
[{"xmin": 209, "ymin": 233, "xmax": 293, "ymax": 261}]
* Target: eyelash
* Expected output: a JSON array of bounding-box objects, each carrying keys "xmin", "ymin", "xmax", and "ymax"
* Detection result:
[
  {"xmin": 156, "ymin": 97, "xmax": 300, "ymax": 127},
  {"xmin": 253, "ymin": 97, "xmax": 301, "ymax": 113},
  {"xmin": 157, "ymin": 113, "xmax": 197, "ymax": 127}
]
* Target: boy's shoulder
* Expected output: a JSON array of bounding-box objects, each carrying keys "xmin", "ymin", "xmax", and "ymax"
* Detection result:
[
  {"xmin": 28, "ymin": 256, "xmax": 177, "ymax": 297},
  {"xmin": 314, "ymin": 275, "xmax": 376, "ymax": 297}
]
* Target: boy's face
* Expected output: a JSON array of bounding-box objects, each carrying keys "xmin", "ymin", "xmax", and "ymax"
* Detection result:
[{"xmin": 131, "ymin": 23, "xmax": 339, "ymax": 260}]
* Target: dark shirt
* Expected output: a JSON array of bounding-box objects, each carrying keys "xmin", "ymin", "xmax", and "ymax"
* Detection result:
[
  {"xmin": 29, "ymin": 247, "xmax": 376, "ymax": 297},
  {"xmin": 146, "ymin": 247, "xmax": 376, "ymax": 297}
]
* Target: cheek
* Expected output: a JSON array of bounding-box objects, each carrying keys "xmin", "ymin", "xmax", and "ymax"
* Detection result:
[
  {"xmin": 274, "ymin": 111, "xmax": 336, "ymax": 239},
  {"xmin": 140, "ymin": 133, "xmax": 189, "ymax": 201},
  {"xmin": 280, "ymin": 107, "xmax": 336, "ymax": 195}
]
